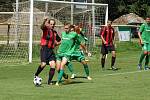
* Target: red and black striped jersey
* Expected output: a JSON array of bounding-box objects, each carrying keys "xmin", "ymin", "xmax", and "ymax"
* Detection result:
[
  {"xmin": 40, "ymin": 26, "xmax": 61, "ymax": 49},
  {"xmin": 100, "ymin": 26, "xmax": 115, "ymax": 46}
]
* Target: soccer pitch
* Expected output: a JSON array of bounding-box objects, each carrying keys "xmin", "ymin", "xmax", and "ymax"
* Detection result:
[{"xmin": 0, "ymin": 47, "xmax": 150, "ymax": 100}]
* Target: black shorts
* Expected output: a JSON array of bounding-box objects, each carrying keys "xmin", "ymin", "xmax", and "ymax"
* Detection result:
[
  {"xmin": 101, "ymin": 44, "xmax": 115, "ymax": 55},
  {"xmin": 40, "ymin": 46, "xmax": 56, "ymax": 65}
]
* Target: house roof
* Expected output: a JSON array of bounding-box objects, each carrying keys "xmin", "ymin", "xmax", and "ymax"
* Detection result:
[{"xmin": 112, "ymin": 13, "xmax": 145, "ymax": 25}]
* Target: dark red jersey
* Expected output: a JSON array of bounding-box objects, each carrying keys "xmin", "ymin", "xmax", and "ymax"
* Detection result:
[
  {"xmin": 40, "ymin": 26, "xmax": 61, "ymax": 49},
  {"xmin": 100, "ymin": 26, "xmax": 115, "ymax": 46}
]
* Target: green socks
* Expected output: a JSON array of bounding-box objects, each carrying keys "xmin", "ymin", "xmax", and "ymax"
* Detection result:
[
  {"xmin": 57, "ymin": 70, "xmax": 64, "ymax": 83},
  {"xmin": 66, "ymin": 62, "xmax": 74, "ymax": 74},
  {"xmin": 145, "ymin": 55, "xmax": 150, "ymax": 66},
  {"xmin": 83, "ymin": 64, "xmax": 89, "ymax": 76},
  {"xmin": 139, "ymin": 52, "xmax": 146, "ymax": 64}
]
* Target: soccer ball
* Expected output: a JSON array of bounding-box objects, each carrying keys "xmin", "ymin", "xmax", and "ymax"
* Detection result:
[{"xmin": 33, "ymin": 76, "xmax": 42, "ymax": 86}]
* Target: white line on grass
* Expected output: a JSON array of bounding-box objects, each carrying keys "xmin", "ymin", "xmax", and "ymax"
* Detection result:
[{"xmin": 104, "ymin": 70, "xmax": 149, "ymax": 76}]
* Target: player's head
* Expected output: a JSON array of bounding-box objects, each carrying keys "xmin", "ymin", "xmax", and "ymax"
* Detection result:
[
  {"xmin": 64, "ymin": 22, "xmax": 70, "ymax": 33},
  {"xmin": 74, "ymin": 23, "xmax": 81, "ymax": 34},
  {"xmin": 79, "ymin": 22, "xmax": 83, "ymax": 28},
  {"xmin": 145, "ymin": 17, "xmax": 150, "ymax": 23},
  {"xmin": 69, "ymin": 25, "xmax": 75, "ymax": 31},
  {"xmin": 107, "ymin": 20, "xmax": 112, "ymax": 27},
  {"xmin": 49, "ymin": 19, "xmax": 56, "ymax": 29}
]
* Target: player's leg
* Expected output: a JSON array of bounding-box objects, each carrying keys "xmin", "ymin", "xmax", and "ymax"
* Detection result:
[
  {"xmin": 80, "ymin": 60, "xmax": 92, "ymax": 80},
  {"xmin": 67, "ymin": 55, "xmax": 78, "ymax": 79},
  {"xmin": 56, "ymin": 57, "xmax": 68, "ymax": 85},
  {"xmin": 35, "ymin": 62, "xmax": 46, "ymax": 77},
  {"xmin": 144, "ymin": 54, "xmax": 149, "ymax": 70},
  {"xmin": 34, "ymin": 62, "xmax": 46, "ymax": 86},
  {"xmin": 101, "ymin": 54, "xmax": 106, "ymax": 70},
  {"xmin": 144, "ymin": 43, "xmax": 150, "ymax": 70},
  {"xmin": 46, "ymin": 50, "xmax": 56, "ymax": 85},
  {"xmin": 56, "ymin": 55, "xmax": 68, "ymax": 79},
  {"xmin": 138, "ymin": 43, "xmax": 148, "ymax": 70},
  {"xmin": 48, "ymin": 60, "xmax": 56, "ymax": 85},
  {"xmin": 109, "ymin": 45, "xmax": 117, "ymax": 70},
  {"xmin": 77, "ymin": 52, "xmax": 92, "ymax": 80},
  {"xmin": 66, "ymin": 62, "xmax": 76, "ymax": 79},
  {"xmin": 66, "ymin": 62, "xmax": 74, "ymax": 74},
  {"xmin": 56, "ymin": 60, "xmax": 69, "ymax": 80},
  {"xmin": 111, "ymin": 50, "xmax": 117, "ymax": 70},
  {"xmin": 34, "ymin": 46, "xmax": 47, "ymax": 77},
  {"xmin": 101, "ymin": 45, "xmax": 107, "ymax": 70},
  {"xmin": 138, "ymin": 51, "xmax": 146, "ymax": 70},
  {"xmin": 148, "ymin": 43, "xmax": 150, "ymax": 69}
]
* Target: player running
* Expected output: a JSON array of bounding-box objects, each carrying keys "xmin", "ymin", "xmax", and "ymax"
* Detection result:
[
  {"xmin": 138, "ymin": 17, "xmax": 150, "ymax": 70},
  {"xmin": 34, "ymin": 17, "xmax": 61, "ymax": 85},
  {"xmin": 65, "ymin": 24, "xmax": 92, "ymax": 80},
  {"xmin": 55, "ymin": 23, "xmax": 80, "ymax": 86}
]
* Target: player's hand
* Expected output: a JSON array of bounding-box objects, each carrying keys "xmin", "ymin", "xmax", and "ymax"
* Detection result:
[
  {"xmin": 104, "ymin": 41, "xmax": 107, "ymax": 45},
  {"xmin": 55, "ymin": 41, "xmax": 61, "ymax": 46},
  {"xmin": 43, "ymin": 16, "xmax": 49, "ymax": 20}
]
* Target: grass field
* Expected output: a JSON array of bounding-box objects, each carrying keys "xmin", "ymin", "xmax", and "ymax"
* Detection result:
[{"xmin": 0, "ymin": 42, "xmax": 150, "ymax": 100}]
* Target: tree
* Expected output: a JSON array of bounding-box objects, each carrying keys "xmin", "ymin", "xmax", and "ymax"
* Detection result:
[{"xmin": 96, "ymin": 0, "xmax": 150, "ymax": 20}]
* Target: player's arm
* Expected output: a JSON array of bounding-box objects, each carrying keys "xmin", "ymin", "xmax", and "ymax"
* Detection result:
[
  {"xmin": 80, "ymin": 43, "xmax": 91, "ymax": 56},
  {"xmin": 55, "ymin": 32, "xmax": 61, "ymax": 46},
  {"xmin": 80, "ymin": 43, "xmax": 87, "ymax": 53},
  {"xmin": 138, "ymin": 25, "xmax": 144, "ymax": 45},
  {"xmin": 100, "ymin": 27, "xmax": 107, "ymax": 44},
  {"xmin": 112, "ymin": 28, "xmax": 116, "ymax": 45},
  {"xmin": 138, "ymin": 31, "xmax": 143, "ymax": 45},
  {"xmin": 41, "ymin": 16, "xmax": 49, "ymax": 30}
]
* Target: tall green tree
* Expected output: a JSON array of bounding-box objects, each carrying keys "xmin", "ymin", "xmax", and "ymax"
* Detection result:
[{"xmin": 96, "ymin": 0, "xmax": 150, "ymax": 20}]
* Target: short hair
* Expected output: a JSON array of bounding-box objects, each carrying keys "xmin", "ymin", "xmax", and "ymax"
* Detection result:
[
  {"xmin": 64, "ymin": 22, "xmax": 70, "ymax": 26},
  {"xmin": 69, "ymin": 25, "xmax": 75, "ymax": 29}
]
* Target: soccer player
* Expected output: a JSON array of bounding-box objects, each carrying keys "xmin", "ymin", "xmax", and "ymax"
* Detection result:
[
  {"xmin": 137, "ymin": 17, "xmax": 150, "ymax": 70},
  {"xmin": 55, "ymin": 23, "xmax": 80, "ymax": 86},
  {"xmin": 34, "ymin": 17, "xmax": 61, "ymax": 85},
  {"xmin": 66, "ymin": 24, "xmax": 92, "ymax": 80},
  {"xmin": 100, "ymin": 21, "xmax": 117, "ymax": 70}
]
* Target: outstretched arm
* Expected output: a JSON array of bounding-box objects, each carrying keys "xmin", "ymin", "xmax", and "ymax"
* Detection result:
[
  {"xmin": 80, "ymin": 43, "xmax": 91, "ymax": 56},
  {"xmin": 41, "ymin": 16, "xmax": 49, "ymax": 30}
]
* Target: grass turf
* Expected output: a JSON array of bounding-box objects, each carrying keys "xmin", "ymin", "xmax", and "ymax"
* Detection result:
[{"xmin": 0, "ymin": 47, "xmax": 150, "ymax": 100}]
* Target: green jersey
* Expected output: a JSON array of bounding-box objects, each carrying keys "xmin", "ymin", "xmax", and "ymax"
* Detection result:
[
  {"xmin": 139, "ymin": 23, "xmax": 150, "ymax": 43},
  {"xmin": 57, "ymin": 31, "xmax": 79, "ymax": 55},
  {"xmin": 71, "ymin": 34, "xmax": 86, "ymax": 62},
  {"xmin": 73, "ymin": 34, "xmax": 86, "ymax": 51}
]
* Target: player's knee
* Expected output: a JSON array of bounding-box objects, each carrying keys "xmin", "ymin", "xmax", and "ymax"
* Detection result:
[
  {"xmin": 49, "ymin": 61, "xmax": 55, "ymax": 68},
  {"xmin": 81, "ymin": 60, "xmax": 87, "ymax": 65},
  {"xmin": 112, "ymin": 54, "xmax": 116, "ymax": 57},
  {"xmin": 112, "ymin": 51, "xmax": 116, "ymax": 56},
  {"xmin": 102, "ymin": 55, "xmax": 106, "ymax": 59},
  {"xmin": 41, "ymin": 62, "xmax": 46, "ymax": 68},
  {"xmin": 144, "ymin": 51, "xmax": 148, "ymax": 55}
]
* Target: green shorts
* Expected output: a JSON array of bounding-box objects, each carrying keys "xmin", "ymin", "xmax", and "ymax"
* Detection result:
[
  {"xmin": 56, "ymin": 53, "xmax": 71, "ymax": 62},
  {"xmin": 142, "ymin": 43, "xmax": 150, "ymax": 51},
  {"xmin": 71, "ymin": 51, "xmax": 85, "ymax": 62}
]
